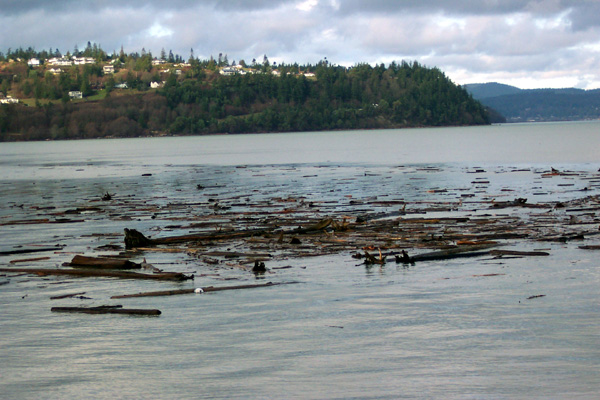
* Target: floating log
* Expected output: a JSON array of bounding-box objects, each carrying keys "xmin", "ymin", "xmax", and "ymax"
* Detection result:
[
  {"xmin": 579, "ymin": 245, "xmax": 600, "ymax": 250},
  {"xmin": 0, "ymin": 267, "xmax": 193, "ymax": 281},
  {"xmin": 400, "ymin": 244, "xmax": 499, "ymax": 264},
  {"xmin": 111, "ymin": 281, "xmax": 286, "ymax": 299},
  {"xmin": 0, "ymin": 246, "xmax": 64, "ymax": 256},
  {"xmin": 64, "ymin": 255, "xmax": 141, "ymax": 269},
  {"xmin": 526, "ymin": 295, "xmax": 546, "ymax": 300},
  {"xmin": 9, "ymin": 256, "xmax": 51, "ymax": 264},
  {"xmin": 51, "ymin": 305, "xmax": 161, "ymax": 316},
  {"xmin": 124, "ymin": 219, "xmax": 334, "ymax": 249},
  {"xmin": 491, "ymin": 198, "xmax": 549, "ymax": 209},
  {"xmin": 489, "ymin": 250, "xmax": 550, "ymax": 257},
  {"xmin": 50, "ymin": 292, "xmax": 87, "ymax": 300},
  {"xmin": 124, "ymin": 227, "xmax": 269, "ymax": 249}
]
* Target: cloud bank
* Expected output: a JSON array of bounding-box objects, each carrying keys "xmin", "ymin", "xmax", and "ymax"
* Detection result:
[{"xmin": 2, "ymin": 0, "xmax": 600, "ymax": 89}]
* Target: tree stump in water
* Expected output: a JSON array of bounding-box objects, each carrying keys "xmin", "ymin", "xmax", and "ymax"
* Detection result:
[{"xmin": 124, "ymin": 228, "xmax": 153, "ymax": 249}]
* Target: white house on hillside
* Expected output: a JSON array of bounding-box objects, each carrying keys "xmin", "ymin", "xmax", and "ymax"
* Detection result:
[{"xmin": 48, "ymin": 57, "xmax": 73, "ymax": 66}]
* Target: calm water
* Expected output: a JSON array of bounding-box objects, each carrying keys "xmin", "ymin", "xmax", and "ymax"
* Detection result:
[{"xmin": 1, "ymin": 122, "xmax": 599, "ymax": 399}]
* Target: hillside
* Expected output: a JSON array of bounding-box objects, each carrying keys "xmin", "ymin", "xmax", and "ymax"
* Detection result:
[
  {"xmin": 463, "ymin": 82, "xmax": 521, "ymax": 100},
  {"xmin": 465, "ymin": 82, "xmax": 600, "ymax": 122},
  {"xmin": 0, "ymin": 48, "xmax": 490, "ymax": 141}
]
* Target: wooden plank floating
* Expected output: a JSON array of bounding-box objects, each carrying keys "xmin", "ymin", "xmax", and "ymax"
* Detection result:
[
  {"xmin": 0, "ymin": 267, "xmax": 193, "ymax": 281},
  {"xmin": 51, "ymin": 305, "xmax": 161, "ymax": 316}
]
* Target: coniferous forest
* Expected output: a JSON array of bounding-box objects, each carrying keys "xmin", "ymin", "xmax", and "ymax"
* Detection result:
[{"xmin": 0, "ymin": 46, "xmax": 490, "ymax": 141}]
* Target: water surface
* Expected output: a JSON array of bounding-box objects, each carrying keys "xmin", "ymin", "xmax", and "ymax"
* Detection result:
[{"xmin": 1, "ymin": 122, "xmax": 599, "ymax": 399}]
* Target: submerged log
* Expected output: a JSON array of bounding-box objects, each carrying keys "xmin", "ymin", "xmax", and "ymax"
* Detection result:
[
  {"xmin": 111, "ymin": 281, "xmax": 285, "ymax": 299},
  {"xmin": 51, "ymin": 305, "xmax": 161, "ymax": 315},
  {"xmin": 65, "ymin": 255, "xmax": 141, "ymax": 269},
  {"xmin": 0, "ymin": 267, "xmax": 193, "ymax": 281}
]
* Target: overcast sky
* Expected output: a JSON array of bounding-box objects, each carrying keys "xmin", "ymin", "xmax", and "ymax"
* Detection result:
[{"xmin": 2, "ymin": 0, "xmax": 600, "ymax": 89}]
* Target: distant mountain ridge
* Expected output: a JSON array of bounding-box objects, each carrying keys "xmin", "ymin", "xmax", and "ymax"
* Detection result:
[{"xmin": 464, "ymin": 82, "xmax": 600, "ymax": 122}]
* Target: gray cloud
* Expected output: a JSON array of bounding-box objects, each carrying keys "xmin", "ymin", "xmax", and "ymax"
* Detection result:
[{"xmin": 1, "ymin": 0, "xmax": 599, "ymax": 89}]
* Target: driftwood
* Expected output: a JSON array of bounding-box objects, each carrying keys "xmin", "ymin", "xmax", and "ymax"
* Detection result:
[
  {"xmin": 51, "ymin": 305, "xmax": 161, "ymax": 316},
  {"xmin": 123, "ymin": 219, "xmax": 334, "ymax": 249},
  {"xmin": 64, "ymin": 255, "xmax": 141, "ymax": 269},
  {"xmin": 489, "ymin": 250, "xmax": 550, "ymax": 257},
  {"xmin": 578, "ymin": 245, "xmax": 600, "ymax": 250},
  {"xmin": 9, "ymin": 256, "xmax": 51, "ymax": 264},
  {"xmin": 0, "ymin": 246, "xmax": 64, "ymax": 256},
  {"xmin": 397, "ymin": 244, "xmax": 500, "ymax": 264},
  {"xmin": 124, "ymin": 227, "xmax": 270, "ymax": 248},
  {"xmin": 50, "ymin": 292, "xmax": 87, "ymax": 300},
  {"xmin": 0, "ymin": 267, "xmax": 193, "ymax": 281},
  {"xmin": 111, "ymin": 281, "xmax": 285, "ymax": 299}
]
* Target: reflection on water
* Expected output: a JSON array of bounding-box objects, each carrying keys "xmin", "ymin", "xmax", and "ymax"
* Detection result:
[{"xmin": 1, "ymin": 122, "xmax": 599, "ymax": 399}]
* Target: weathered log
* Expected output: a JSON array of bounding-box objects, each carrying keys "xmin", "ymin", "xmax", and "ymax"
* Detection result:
[
  {"xmin": 124, "ymin": 219, "xmax": 334, "ymax": 249},
  {"xmin": 124, "ymin": 227, "xmax": 269, "ymax": 249},
  {"xmin": 489, "ymin": 250, "xmax": 550, "ymax": 257},
  {"xmin": 526, "ymin": 295, "xmax": 546, "ymax": 300},
  {"xmin": 64, "ymin": 255, "xmax": 141, "ymax": 269},
  {"xmin": 579, "ymin": 245, "xmax": 600, "ymax": 250},
  {"xmin": 0, "ymin": 246, "xmax": 64, "ymax": 256},
  {"xmin": 50, "ymin": 292, "xmax": 87, "ymax": 300},
  {"xmin": 111, "ymin": 281, "xmax": 285, "ymax": 299},
  {"xmin": 400, "ymin": 244, "xmax": 499, "ymax": 263},
  {"xmin": 9, "ymin": 256, "xmax": 51, "ymax": 264},
  {"xmin": 51, "ymin": 306, "xmax": 161, "ymax": 315},
  {"xmin": 0, "ymin": 267, "xmax": 193, "ymax": 281}
]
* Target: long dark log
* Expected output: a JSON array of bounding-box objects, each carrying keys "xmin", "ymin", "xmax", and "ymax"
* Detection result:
[
  {"xmin": 124, "ymin": 219, "xmax": 333, "ymax": 249},
  {"xmin": 124, "ymin": 227, "xmax": 270, "ymax": 249},
  {"xmin": 64, "ymin": 255, "xmax": 141, "ymax": 269},
  {"xmin": 401, "ymin": 244, "xmax": 500, "ymax": 263},
  {"xmin": 0, "ymin": 267, "xmax": 193, "ymax": 281},
  {"xmin": 578, "ymin": 245, "xmax": 600, "ymax": 250},
  {"xmin": 51, "ymin": 306, "xmax": 161, "ymax": 315},
  {"xmin": 0, "ymin": 246, "xmax": 64, "ymax": 256},
  {"xmin": 490, "ymin": 250, "xmax": 550, "ymax": 257},
  {"xmin": 111, "ymin": 281, "xmax": 286, "ymax": 299}
]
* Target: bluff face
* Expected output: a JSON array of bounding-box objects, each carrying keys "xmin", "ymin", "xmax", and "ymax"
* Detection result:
[{"xmin": 1, "ymin": 61, "xmax": 489, "ymax": 141}]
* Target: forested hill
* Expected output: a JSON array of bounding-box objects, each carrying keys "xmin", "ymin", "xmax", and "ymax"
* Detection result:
[
  {"xmin": 0, "ymin": 59, "xmax": 489, "ymax": 141},
  {"xmin": 465, "ymin": 82, "xmax": 600, "ymax": 122}
]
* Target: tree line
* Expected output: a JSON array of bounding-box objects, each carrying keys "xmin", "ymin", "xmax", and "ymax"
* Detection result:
[{"xmin": 1, "ymin": 47, "xmax": 489, "ymax": 141}]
